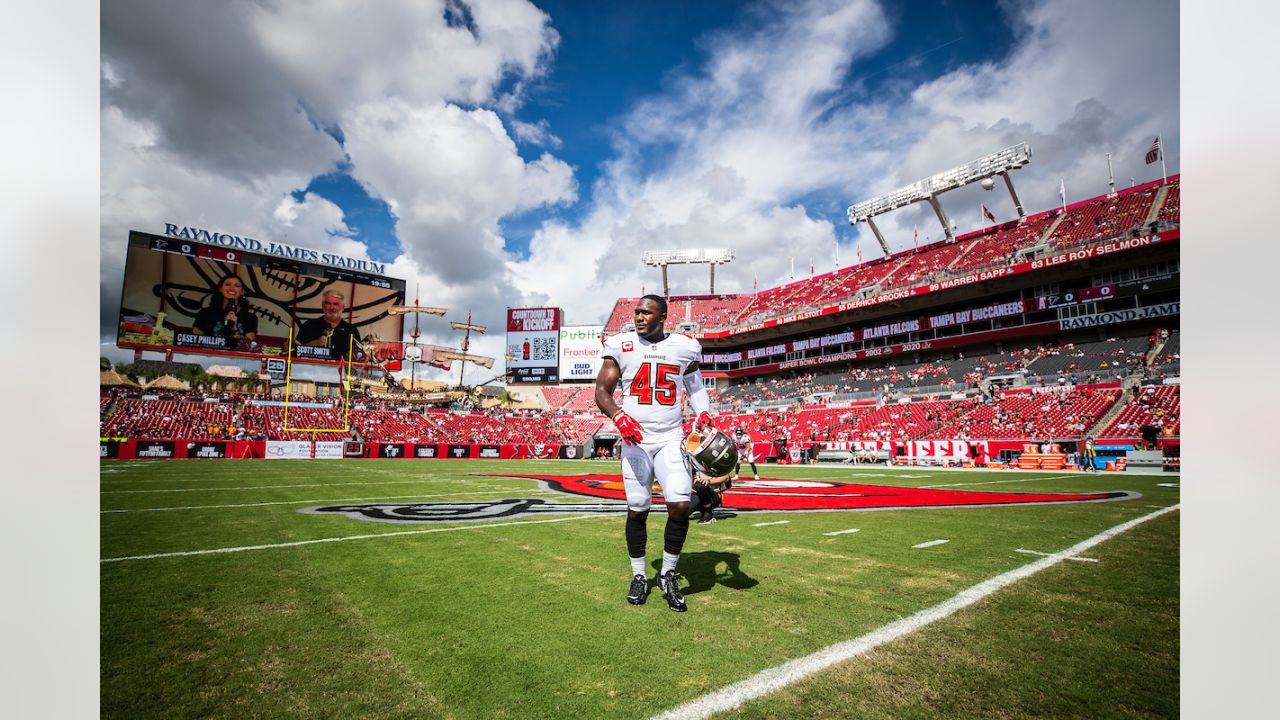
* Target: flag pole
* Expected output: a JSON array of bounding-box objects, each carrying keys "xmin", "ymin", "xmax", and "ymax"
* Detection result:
[{"xmin": 1160, "ymin": 134, "xmax": 1167, "ymax": 185}]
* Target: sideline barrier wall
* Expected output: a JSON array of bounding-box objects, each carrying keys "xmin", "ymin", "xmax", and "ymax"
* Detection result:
[{"xmin": 101, "ymin": 439, "xmax": 584, "ymax": 460}]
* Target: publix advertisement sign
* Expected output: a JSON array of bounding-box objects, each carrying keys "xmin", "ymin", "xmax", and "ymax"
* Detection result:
[{"xmin": 559, "ymin": 325, "xmax": 604, "ymax": 382}]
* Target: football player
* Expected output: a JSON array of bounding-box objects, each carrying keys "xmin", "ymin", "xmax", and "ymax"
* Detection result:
[
  {"xmin": 730, "ymin": 427, "xmax": 760, "ymax": 484},
  {"xmin": 693, "ymin": 472, "xmax": 732, "ymax": 525},
  {"xmin": 595, "ymin": 295, "xmax": 714, "ymax": 612}
]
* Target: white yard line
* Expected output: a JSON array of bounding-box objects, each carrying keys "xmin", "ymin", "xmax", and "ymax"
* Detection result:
[
  {"xmin": 649, "ymin": 503, "xmax": 1179, "ymax": 720},
  {"xmin": 822, "ymin": 528, "xmax": 861, "ymax": 536},
  {"xmin": 101, "ymin": 479, "xmax": 479, "ymax": 494},
  {"xmin": 101, "ymin": 514, "xmax": 613, "ymax": 563},
  {"xmin": 912, "ymin": 539, "xmax": 949, "ymax": 549},
  {"xmin": 101, "ymin": 490, "xmax": 520, "ymax": 513},
  {"xmin": 1015, "ymin": 548, "xmax": 1098, "ymax": 562},
  {"xmin": 751, "ymin": 520, "xmax": 791, "ymax": 527},
  {"xmin": 920, "ymin": 474, "xmax": 1076, "ymax": 488}
]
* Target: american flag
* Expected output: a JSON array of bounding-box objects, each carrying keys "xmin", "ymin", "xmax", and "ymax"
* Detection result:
[{"xmin": 1145, "ymin": 136, "xmax": 1161, "ymax": 164}]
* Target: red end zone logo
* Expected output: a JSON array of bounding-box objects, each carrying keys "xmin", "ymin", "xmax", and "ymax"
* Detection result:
[
  {"xmin": 300, "ymin": 474, "xmax": 1136, "ymax": 524},
  {"xmin": 511, "ymin": 474, "xmax": 1133, "ymax": 511}
]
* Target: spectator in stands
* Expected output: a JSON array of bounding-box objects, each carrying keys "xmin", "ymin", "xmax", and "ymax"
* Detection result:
[
  {"xmin": 1140, "ymin": 423, "xmax": 1159, "ymax": 450},
  {"xmin": 192, "ymin": 275, "xmax": 258, "ymax": 348},
  {"xmin": 297, "ymin": 290, "xmax": 363, "ymax": 359}
]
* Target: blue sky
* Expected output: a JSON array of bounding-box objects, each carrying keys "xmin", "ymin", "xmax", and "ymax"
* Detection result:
[{"xmin": 100, "ymin": 0, "xmax": 1179, "ymax": 372}]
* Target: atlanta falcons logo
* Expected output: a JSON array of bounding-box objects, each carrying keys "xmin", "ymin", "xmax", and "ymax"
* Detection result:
[{"xmin": 300, "ymin": 474, "xmax": 1136, "ymax": 524}]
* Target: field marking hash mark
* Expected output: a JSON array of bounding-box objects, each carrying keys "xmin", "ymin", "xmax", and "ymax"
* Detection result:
[
  {"xmin": 912, "ymin": 539, "xmax": 950, "ymax": 549},
  {"xmin": 823, "ymin": 528, "xmax": 861, "ymax": 536},
  {"xmin": 751, "ymin": 520, "xmax": 791, "ymax": 527}
]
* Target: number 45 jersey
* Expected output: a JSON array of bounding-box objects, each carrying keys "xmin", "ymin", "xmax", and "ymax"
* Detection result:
[{"xmin": 602, "ymin": 331, "xmax": 702, "ymax": 443}]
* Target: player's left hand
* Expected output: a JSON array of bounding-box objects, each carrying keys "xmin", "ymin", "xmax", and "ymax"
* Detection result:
[{"xmin": 696, "ymin": 412, "xmax": 714, "ymax": 432}]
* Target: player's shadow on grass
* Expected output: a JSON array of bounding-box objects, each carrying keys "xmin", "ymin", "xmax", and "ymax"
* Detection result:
[{"xmin": 654, "ymin": 551, "xmax": 759, "ymax": 596}]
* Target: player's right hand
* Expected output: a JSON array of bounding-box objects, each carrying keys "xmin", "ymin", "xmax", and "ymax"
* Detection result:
[{"xmin": 613, "ymin": 411, "xmax": 644, "ymax": 445}]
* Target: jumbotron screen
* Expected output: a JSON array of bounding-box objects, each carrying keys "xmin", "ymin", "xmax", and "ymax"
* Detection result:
[{"xmin": 116, "ymin": 230, "xmax": 406, "ymax": 366}]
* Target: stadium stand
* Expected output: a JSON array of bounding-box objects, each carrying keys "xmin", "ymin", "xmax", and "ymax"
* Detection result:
[
  {"xmin": 351, "ymin": 410, "xmax": 450, "ymax": 443},
  {"xmin": 238, "ymin": 401, "xmax": 351, "ymax": 441},
  {"xmin": 1146, "ymin": 328, "xmax": 1179, "ymax": 376},
  {"xmin": 103, "ymin": 399, "xmax": 237, "ymax": 440},
  {"xmin": 1155, "ymin": 178, "xmax": 1180, "ymax": 224},
  {"xmin": 602, "ymin": 179, "xmax": 1174, "ymax": 337},
  {"xmin": 554, "ymin": 416, "xmax": 606, "ymax": 443},
  {"xmin": 947, "ymin": 214, "xmax": 1057, "ymax": 274},
  {"xmin": 932, "ymin": 386, "xmax": 1122, "ymax": 441},
  {"xmin": 1045, "ymin": 189, "xmax": 1156, "ymax": 251},
  {"xmin": 1101, "ymin": 385, "xmax": 1180, "ymax": 438},
  {"xmin": 1024, "ymin": 336, "xmax": 1149, "ymax": 382},
  {"xmin": 879, "ymin": 239, "xmax": 970, "ymax": 291}
]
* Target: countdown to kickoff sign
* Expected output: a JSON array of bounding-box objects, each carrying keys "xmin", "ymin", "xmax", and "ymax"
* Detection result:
[{"xmin": 506, "ymin": 308, "xmax": 562, "ymax": 384}]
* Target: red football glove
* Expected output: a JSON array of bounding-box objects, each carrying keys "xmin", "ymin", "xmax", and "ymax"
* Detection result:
[
  {"xmin": 696, "ymin": 412, "xmax": 714, "ymax": 432},
  {"xmin": 613, "ymin": 411, "xmax": 644, "ymax": 445}
]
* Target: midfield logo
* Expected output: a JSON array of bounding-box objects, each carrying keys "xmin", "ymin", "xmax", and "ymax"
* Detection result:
[{"xmin": 300, "ymin": 474, "xmax": 1136, "ymax": 524}]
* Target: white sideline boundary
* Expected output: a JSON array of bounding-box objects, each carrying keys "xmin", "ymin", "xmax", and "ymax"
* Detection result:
[
  {"xmin": 101, "ymin": 490, "xmax": 517, "ymax": 513},
  {"xmin": 650, "ymin": 503, "xmax": 1180, "ymax": 720},
  {"xmin": 101, "ymin": 514, "xmax": 613, "ymax": 563},
  {"xmin": 100, "ymin": 478, "xmax": 488, "ymax": 494}
]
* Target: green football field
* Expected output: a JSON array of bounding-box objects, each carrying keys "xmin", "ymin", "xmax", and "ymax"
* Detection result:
[{"xmin": 100, "ymin": 459, "xmax": 1179, "ymax": 719}]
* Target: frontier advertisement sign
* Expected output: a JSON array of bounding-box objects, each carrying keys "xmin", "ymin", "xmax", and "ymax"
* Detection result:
[
  {"xmin": 558, "ymin": 325, "xmax": 604, "ymax": 382},
  {"xmin": 507, "ymin": 307, "xmax": 561, "ymax": 384}
]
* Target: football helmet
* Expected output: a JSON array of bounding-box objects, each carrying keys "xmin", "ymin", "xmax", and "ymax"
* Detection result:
[{"xmin": 683, "ymin": 428, "xmax": 739, "ymax": 478}]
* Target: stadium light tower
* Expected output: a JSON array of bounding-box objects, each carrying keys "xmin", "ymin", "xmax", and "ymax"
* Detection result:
[
  {"xmin": 848, "ymin": 142, "xmax": 1033, "ymax": 251},
  {"xmin": 642, "ymin": 248, "xmax": 736, "ymax": 295}
]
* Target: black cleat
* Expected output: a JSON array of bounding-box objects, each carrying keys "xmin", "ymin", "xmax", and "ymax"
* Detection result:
[
  {"xmin": 697, "ymin": 511, "xmax": 717, "ymax": 525},
  {"xmin": 657, "ymin": 571, "xmax": 688, "ymax": 612},
  {"xmin": 627, "ymin": 574, "xmax": 649, "ymax": 605}
]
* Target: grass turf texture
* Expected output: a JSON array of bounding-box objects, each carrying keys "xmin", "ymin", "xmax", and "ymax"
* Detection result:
[{"xmin": 101, "ymin": 460, "xmax": 1179, "ymax": 719}]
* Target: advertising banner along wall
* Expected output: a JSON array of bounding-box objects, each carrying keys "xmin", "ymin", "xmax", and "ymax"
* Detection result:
[{"xmin": 558, "ymin": 325, "xmax": 604, "ymax": 382}]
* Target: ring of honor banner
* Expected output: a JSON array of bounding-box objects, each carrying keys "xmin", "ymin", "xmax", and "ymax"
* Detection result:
[
  {"xmin": 506, "ymin": 307, "xmax": 561, "ymax": 384},
  {"xmin": 116, "ymin": 230, "xmax": 405, "ymax": 367},
  {"xmin": 558, "ymin": 325, "xmax": 604, "ymax": 382}
]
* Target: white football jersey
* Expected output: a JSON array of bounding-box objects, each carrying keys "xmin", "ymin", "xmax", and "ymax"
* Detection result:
[{"xmin": 602, "ymin": 331, "xmax": 702, "ymax": 442}]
